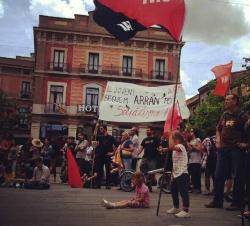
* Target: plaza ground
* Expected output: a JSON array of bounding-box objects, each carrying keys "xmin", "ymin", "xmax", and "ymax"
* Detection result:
[{"xmin": 0, "ymin": 183, "xmax": 244, "ymax": 226}]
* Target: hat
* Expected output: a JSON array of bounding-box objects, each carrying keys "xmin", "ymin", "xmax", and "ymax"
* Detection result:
[{"xmin": 32, "ymin": 139, "xmax": 43, "ymax": 148}]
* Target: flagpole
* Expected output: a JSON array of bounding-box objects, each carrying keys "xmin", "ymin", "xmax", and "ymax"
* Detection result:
[
  {"xmin": 90, "ymin": 118, "xmax": 100, "ymax": 188},
  {"xmin": 227, "ymin": 61, "xmax": 233, "ymax": 95},
  {"xmin": 156, "ymin": 42, "xmax": 182, "ymax": 216}
]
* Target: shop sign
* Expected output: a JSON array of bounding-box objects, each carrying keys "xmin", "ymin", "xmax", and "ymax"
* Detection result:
[{"xmin": 77, "ymin": 104, "xmax": 99, "ymax": 113}]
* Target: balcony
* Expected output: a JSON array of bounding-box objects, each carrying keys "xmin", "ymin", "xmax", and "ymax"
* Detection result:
[
  {"xmin": 48, "ymin": 62, "xmax": 69, "ymax": 72},
  {"xmin": 151, "ymin": 71, "xmax": 172, "ymax": 80},
  {"xmin": 80, "ymin": 64, "xmax": 102, "ymax": 74},
  {"xmin": 44, "ymin": 103, "xmax": 67, "ymax": 114},
  {"xmin": 44, "ymin": 63, "xmax": 173, "ymax": 82},
  {"xmin": 80, "ymin": 64, "xmax": 143, "ymax": 78},
  {"xmin": 20, "ymin": 91, "xmax": 32, "ymax": 99}
]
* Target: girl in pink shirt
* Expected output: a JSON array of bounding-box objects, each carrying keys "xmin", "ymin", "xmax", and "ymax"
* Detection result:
[{"xmin": 102, "ymin": 172, "xmax": 149, "ymax": 209}]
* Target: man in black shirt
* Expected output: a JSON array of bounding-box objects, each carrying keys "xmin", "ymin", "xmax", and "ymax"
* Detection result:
[
  {"xmin": 205, "ymin": 94, "xmax": 248, "ymax": 210},
  {"xmin": 158, "ymin": 135, "xmax": 171, "ymax": 170},
  {"xmin": 139, "ymin": 127, "xmax": 160, "ymax": 174},
  {"xmin": 95, "ymin": 125, "xmax": 116, "ymax": 189}
]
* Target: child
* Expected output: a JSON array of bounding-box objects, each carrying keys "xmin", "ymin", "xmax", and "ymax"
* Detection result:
[
  {"xmin": 102, "ymin": 172, "xmax": 149, "ymax": 209},
  {"xmin": 167, "ymin": 131, "xmax": 190, "ymax": 218}
]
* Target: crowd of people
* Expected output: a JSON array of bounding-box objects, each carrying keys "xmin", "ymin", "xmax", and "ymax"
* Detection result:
[{"xmin": 0, "ymin": 94, "xmax": 249, "ymax": 219}]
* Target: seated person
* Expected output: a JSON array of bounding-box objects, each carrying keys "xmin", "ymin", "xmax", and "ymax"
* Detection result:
[
  {"xmin": 24, "ymin": 157, "xmax": 50, "ymax": 189},
  {"xmin": 102, "ymin": 172, "xmax": 149, "ymax": 209}
]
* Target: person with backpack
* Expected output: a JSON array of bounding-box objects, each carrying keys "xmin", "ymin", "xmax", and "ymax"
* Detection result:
[{"xmin": 202, "ymin": 128, "xmax": 217, "ymax": 195}]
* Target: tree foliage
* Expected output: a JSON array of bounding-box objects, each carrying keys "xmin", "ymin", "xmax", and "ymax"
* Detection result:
[{"xmin": 188, "ymin": 74, "xmax": 250, "ymax": 139}]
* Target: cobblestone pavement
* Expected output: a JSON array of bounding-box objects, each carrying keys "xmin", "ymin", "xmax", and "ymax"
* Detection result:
[{"xmin": 0, "ymin": 184, "xmax": 245, "ymax": 226}]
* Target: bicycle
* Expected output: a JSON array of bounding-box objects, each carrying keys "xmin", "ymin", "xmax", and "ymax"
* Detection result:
[{"xmin": 119, "ymin": 167, "xmax": 172, "ymax": 193}]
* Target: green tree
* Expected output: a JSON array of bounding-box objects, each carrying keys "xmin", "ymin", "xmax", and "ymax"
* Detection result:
[
  {"xmin": 189, "ymin": 75, "xmax": 250, "ymax": 139},
  {"xmin": 189, "ymin": 92, "xmax": 224, "ymax": 138},
  {"xmin": 231, "ymin": 75, "xmax": 250, "ymax": 111}
]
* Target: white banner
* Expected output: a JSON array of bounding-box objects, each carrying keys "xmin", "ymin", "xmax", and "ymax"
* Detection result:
[{"xmin": 99, "ymin": 82, "xmax": 190, "ymax": 123}]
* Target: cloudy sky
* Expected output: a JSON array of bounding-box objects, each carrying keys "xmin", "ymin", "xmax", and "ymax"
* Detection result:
[{"xmin": 0, "ymin": 0, "xmax": 250, "ymax": 99}]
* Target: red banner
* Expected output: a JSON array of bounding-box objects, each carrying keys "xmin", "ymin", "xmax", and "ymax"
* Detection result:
[
  {"xmin": 164, "ymin": 103, "xmax": 181, "ymax": 137},
  {"xmin": 211, "ymin": 61, "xmax": 233, "ymax": 97},
  {"xmin": 96, "ymin": 0, "xmax": 186, "ymax": 41},
  {"xmin": 67, "ymin": 149, "xmax": 83, "ymax": 188}
]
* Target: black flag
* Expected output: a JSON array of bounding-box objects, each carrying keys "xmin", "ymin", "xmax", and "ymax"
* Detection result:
[{"xmin": 93, "ymin": 0, "xmax": 146, "ymax": 42}]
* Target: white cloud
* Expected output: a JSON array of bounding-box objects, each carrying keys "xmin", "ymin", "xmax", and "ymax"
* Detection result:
[
  {"xmin": 199, "ymin": 79, "xmax": 209, "ymax": 86},
  {"xmin": 239, "ymin": 37, "xmax": 250, "ymax": 57},
  {"xmin": 29, "ymin": 0, "xmax": 94, "ymax": 18},
  {"xmin": 185, "ymin": 94, "xmax": 194, "ymax": 100},
  {"xmin": 180, "ymin": 69, "xmax": 192, "ymax": 91},
  {"xmin": 84, "ymin": 0, "xmax": 94, "ymax": 7},
  {"xmin": 180, "ymin": 69, "xmax": 196, "ymax": 99},
  {"xmin": 239, "ymin": 0, "xmax": 250, "ymax": 24},
  {"xmin": 0, "ymin": 0, "xmax": 4, "ymax": 18},
  {"xmin": 184, "ymin": 0, "xmax": 250, "ymax": 44}
]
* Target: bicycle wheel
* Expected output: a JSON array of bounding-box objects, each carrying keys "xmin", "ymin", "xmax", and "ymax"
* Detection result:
[
  {"xmin": 120, "ymin": 170, "xmax": 135, "ymax": 192},
  {"xmin": 158, "ymin": 172, "xmax": 171, "ymax": 194}
]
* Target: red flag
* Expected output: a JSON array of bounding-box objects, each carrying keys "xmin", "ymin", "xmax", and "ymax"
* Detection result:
[
  {"xmin": 211, "ymin": 61, "xmax": 233, "ymax": 97},
  {"xmin": 67, "ymin": 149, "xmax": 83, "ymax": 188},
  {"xmin": 95, "ymin": 0, "xmax": 186, "ymax": 41},
  {"xmin": 164, "ymin": 103, "xmax": 181, "ymax": 137}
]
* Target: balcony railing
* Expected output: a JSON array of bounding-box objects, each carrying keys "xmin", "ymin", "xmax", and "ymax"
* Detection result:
[
  {"xmin": 80, "ymin": 64, "xmax": 143, "ymax": 78},
  {"xmin": 48, "ymin": 62, "xmax": 69, "ymax": 72},
  {"xmin": 151, "ymin": 71, "xmax": 172, "ymax": 80},
  {"xmin": 44, "ymin": 63, "xmax": 173, "ymax": 81},
  {"xmin": 20, "ymin": 91, "xmax": 32, "ymax": 99},
  {"xmin": 44, "ymin": 103, "xmax": 67, "ymax": 114},
  {"xmin": 80, "ymin": 64, "xmax": 102, "ymax": 74}
]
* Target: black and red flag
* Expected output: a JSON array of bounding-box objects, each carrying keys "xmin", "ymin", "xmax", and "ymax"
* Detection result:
[{"xmin": 93, "ymin": 0, "xmax": 186, "ymax": 42}]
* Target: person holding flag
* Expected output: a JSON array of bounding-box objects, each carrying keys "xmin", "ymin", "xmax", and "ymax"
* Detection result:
[{"xmin": 167, "ymin": 131, "xmax": 190, "ymax": 218}]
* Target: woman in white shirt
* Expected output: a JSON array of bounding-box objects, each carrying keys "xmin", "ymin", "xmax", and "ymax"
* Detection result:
[{"xmin": 167, "ymin": 131, "xmax": 190, "ymax": 218}]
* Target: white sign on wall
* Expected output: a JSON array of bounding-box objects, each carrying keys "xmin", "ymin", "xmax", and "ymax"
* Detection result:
[
  {"xmin": 99, "ymin": 81, "xmax": 190, "ymax": 123},
  {"xmin": 77, "ymin": 104, "xmax": 99, "ymax": 113}
]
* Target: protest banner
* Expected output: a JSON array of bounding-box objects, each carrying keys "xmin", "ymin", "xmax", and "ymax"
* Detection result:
[{"xmin": 99, "ymin": 81, "xmax": 190, "ymax": 123}]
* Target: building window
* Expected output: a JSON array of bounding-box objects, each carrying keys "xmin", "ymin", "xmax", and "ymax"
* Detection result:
[
  {"xmin": 88, "ymin": 53, "xmax": 99, "ymax": 73},
  {"xmin": 46, "ymin": 85, "xmax": 65, "ymax": 113},
  {"xmin": 53, "ymin": 50, "xmax": 65, "ymax": 71},
  {"xmin": 21, "ymin": 81, "xmax": 31, "ymax": 99},
  {"xmin": 85, "ymin": 87, "xmax": 99, "ymax": 107},
  {"xmin": 155, "ymin": 59, "xmax": 166, "ymax": 79},
  {"xmin": 19, "ymin": 107, "xmax": 30, "ymax": 129},
  {"xmin": 122, "ymin": 56, "xmax": 133, "ymax": 76}
]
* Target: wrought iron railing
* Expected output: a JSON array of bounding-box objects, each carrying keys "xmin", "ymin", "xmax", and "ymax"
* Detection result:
[
  {"xmin": 151, "ymin": 71, "xmax": 172, "ymax": 80},
  {"xmin": 48, "ymin": 62, "xmax": 69, "ymax": 72},
  {"xmin": 80, "ymin": 64, "xmax": 143, "ymax": 78},
  {"xmin": 44, "ymin": 103, "xmax": 67, "ymax": 114}
]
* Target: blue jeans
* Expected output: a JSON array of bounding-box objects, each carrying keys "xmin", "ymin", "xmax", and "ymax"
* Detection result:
[
  {"xmin": 213, "ymin": 147, "xmax": 245, "ymax": 206},
  {"xmin": 123, "ymin": 158, "xmax": 132, "ymax": 170}
]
